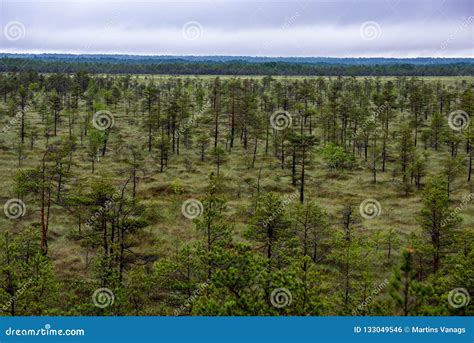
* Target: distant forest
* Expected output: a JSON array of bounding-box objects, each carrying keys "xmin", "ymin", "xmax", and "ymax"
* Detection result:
[{"xmin": 1, "ymin": 54, "xmax": 474, "ymax": 76}]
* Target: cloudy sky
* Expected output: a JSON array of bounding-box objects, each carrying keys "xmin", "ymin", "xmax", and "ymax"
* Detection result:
[{"xmin": 0, "ymin": 0, "xmax": 473, "ymax": 57}]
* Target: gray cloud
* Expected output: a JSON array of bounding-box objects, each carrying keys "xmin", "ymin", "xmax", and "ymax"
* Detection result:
[{"xmin": 1, "ymin": 0, "xmax": 473, "ymax": 57}]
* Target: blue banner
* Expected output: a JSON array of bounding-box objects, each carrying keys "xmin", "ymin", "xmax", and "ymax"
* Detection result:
[{"xmin": 0, "ymin": 316, "xmax": 473, "ymax": 343}]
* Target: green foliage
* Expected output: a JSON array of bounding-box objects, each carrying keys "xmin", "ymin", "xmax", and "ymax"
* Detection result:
[
  {"xmin": 418, "ymin": 176, "xmax": 462, "ymax": 272},
  {"xmin": 171, "ymin": 178, "xmax": 184, "ymax": 195},
  {"xmin": 246, "ymin": 192, "xmax": 297, "ymax": 271},
  {"xmin": 291, "ymin": 201, "xmax": 331, "ymax": 262},
  {"xmin": 2, "ymin": 57, "xmax": 474, "ymax": 76},
  {"xmin": 193, "ymin": 243, "xmax": 269, "ymax": 315},
  {"xmin": 0, "ymin": 228, "xmax": 59, "ymax": 316},
  {"xmin": 321, "ymin": 143, "xmax": 353, "ymax": 171},
  {"xmin": 389, "ymin": 248, "xmax": 418, "ymax": 315},
  {"xmin": 0, "ymin": 72, "xmax": 472, "ymax": 317},
  {"xmin": 195, "ymin": 174, "xmax": 233, "ymax": 278}
]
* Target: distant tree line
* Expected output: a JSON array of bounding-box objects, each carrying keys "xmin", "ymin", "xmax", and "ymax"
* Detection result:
[{"xmin": 1, "ymin": 57, "xmax": 474, "ymax": 76}]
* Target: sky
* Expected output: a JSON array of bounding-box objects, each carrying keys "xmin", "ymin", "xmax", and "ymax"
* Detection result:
[{"xmin": 0, "ymin": 0, "xmax": 473, "ymax": 57}]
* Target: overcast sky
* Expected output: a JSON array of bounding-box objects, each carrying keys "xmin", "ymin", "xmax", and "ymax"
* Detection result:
[{"xmin": 0, "ymin": 0, "xmax": 473, "ymax": 57}]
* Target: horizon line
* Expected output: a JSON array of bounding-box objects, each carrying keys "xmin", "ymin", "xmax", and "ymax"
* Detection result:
[{"xmin": 1, "ymin": 52, "xmax": 474, "ymax": 60}]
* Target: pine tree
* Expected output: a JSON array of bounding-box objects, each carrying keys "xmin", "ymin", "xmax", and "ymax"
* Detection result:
[
  {"xmin": 292, "ymin": 200, "xmax": 330, "ymax": 263},
  {"xmin": 389, "ymin": 248, "xmax": 418, "ymax": 316},
  {"xmin": 246, "ymin": 192, "xmax": 295, "ymax": 272},
  {"xmin": 418, "ymin": 177, "xmax": 461, "ymax": 273},
  {"xmin": 396, "ymin": 125, "xmax": 415, "ymax": 195},
  {"xmin": 193, "ymin": 243, "xmax": 269, "ymax": 315},
  {"xmin": 289, "ymin": 134, "xmax": 318, "ymax": 203},
  {"xmin": 195, "ymin": 174, "xmax": 233, "ymax": 279}
]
